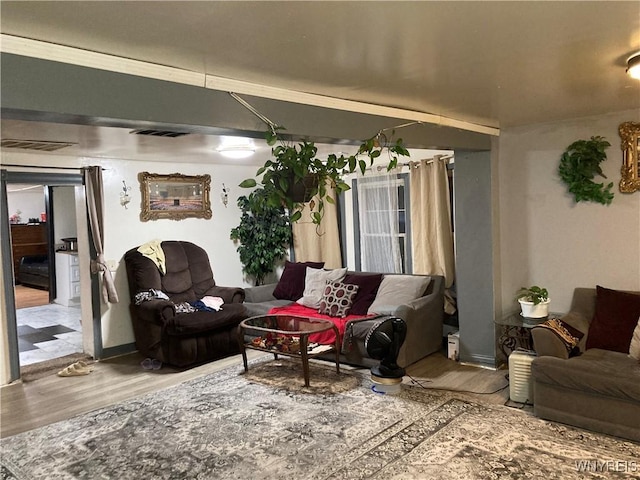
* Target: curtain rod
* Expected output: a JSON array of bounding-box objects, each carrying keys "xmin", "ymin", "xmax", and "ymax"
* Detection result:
[{"xmin": 365, "ymin": 155, "xmax": 453, "ymax": 173}]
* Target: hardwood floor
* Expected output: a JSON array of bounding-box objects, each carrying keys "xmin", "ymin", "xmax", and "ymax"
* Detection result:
[
  {"xmin": 0, "ymin": 350, "xmax": 510, "ymax": 439},
  {"xmin": 14, "ymin": 285, "xmax": 49, "ymax": 309}
]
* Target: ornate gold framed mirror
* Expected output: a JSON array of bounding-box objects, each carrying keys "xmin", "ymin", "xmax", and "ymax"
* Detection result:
[
  {"xmin": 138, "ymin": 172, "xmax": 212, "ymax": 221},
  {"xmin": 619, "ymin": 122, "xmax": 640, "ymax": 193}
]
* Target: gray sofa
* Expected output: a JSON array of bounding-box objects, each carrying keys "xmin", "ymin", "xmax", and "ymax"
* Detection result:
[
  {"xmin": 243, "ymin": 272, "xmax": 445, "ymax": 369},
  {"xmin": 531, "ymin": 287, "xmax": 640, "ymax": 442}
]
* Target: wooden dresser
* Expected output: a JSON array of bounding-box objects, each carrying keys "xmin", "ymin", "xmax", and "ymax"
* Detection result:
[{"xmin": 10, "ymin": 223, "xmax": 48, "ymax": 283}]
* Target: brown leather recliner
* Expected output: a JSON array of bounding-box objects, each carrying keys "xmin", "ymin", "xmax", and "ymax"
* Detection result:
[{"xmin": 124, "ymin": 240, "xmax": 247, "ymax": 367}]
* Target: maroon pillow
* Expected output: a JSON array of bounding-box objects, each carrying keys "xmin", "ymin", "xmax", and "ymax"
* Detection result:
[
  {"xmin": 586, "ymin": 285, "xmax": 640, "ymax": 353},
  {"xmin": 343, "ymin": 273, "xmax": 383, "ymax": 315},
  {"xmin": 272, "ymin": 261, "xmax": 324, "ymax": 301}
]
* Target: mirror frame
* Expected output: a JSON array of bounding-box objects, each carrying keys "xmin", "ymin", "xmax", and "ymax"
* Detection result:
[
  {"xmin": 619, "ymin": 121, "xmax": 640, "ymax": 193},
  {"xmin": 138, "ymin": 171, "xmax": 212, "ymax": 221}
]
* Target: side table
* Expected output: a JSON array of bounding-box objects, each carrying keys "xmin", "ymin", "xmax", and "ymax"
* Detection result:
[{"xmin": 495, "ymin": 312, "xmax": 562, "ymax": 360}]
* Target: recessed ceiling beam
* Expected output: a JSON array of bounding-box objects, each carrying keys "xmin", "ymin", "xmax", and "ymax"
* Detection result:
[
  {"xmin": 1, "ymin": 33, "xmax": 499, "ymax": 137},
  {"xmin": 207, "ymin": 75, "xmax": 499, "ymax": 137}
]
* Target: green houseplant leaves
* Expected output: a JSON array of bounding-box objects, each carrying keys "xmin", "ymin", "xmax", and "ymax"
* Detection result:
[
  {"xmin": 558, "ymin": 136, "xmax": 614, "ymax": 205},
  {"xmin": 230, "ymin": 188, "xmax": 292, "ymax": 286},
  {"xmin": 240, "ymin": 128, "xmax": 410, "ymax": 226}
]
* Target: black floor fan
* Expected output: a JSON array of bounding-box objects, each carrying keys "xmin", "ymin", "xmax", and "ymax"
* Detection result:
[{"xmin": 364, "ymin": 316, "xmax": 407, "ymax": 381}]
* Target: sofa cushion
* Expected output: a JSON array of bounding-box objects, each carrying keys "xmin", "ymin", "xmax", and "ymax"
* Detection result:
[
  {"xmin": 318, "ymin": 281, "xmax": 359, "ymax": 318},
  {"xmin": 343, "ymin": 273, "xmax": 383, "ymax": 315},
  {"xmin": 586, "ymin": 286, "xmax": 640, "ymax": 353},
  {"xmin": 272, "ymin": 261, "xmax": 324, "ymax": 301},
  {"xmin": 297, "ymin": 267, "xmax": 347, "ymax": 309},
  {"xmin": 368, "ymin": 275, "xmax": 431, "ymax": 314},
  {"xmin": 532, "ymin": 348, "xmax": 640, "ymax": 403},
  {"xmin": 630, "ymin": 318, "xmax": 640, "ymax": 361}
]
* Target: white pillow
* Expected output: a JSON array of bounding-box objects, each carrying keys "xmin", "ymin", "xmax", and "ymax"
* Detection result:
[
  {"xmin": 629, "ymin": 317, "xmax": 640, "ymax": 361},
  {"xmin": 368, "ymin": 275, "xmax": 431, "ymax": 314},
  {"xmin": 297, "ymin": 267, "xmax": 347, "ymax": 309}
]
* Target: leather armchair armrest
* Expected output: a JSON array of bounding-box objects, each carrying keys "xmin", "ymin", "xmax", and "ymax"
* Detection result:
[
  {"xmin": 132, "ymin": 299, "xmax": 176, "ymax": 327},
  {"xmin": 207, "ymin": 285, "xmax": 245, "ymax": 304}
]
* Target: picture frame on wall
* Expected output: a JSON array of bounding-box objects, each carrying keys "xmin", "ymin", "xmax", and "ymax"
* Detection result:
[{"xmin": 138, "ymin": 172, "xmax": 212, "ymax": 221}]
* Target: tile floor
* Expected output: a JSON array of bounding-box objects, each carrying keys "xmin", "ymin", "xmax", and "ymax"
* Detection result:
[{"xmin": 16, "ymin": 304, "xmax": 83, "ymax": 366}]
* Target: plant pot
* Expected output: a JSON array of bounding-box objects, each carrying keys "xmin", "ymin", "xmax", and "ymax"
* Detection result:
[
  {"xmin": 288, "ymin": 174, "xmax": 319, "ymax": 203},
  {"xmin": 518, "ymin": 298, "xmax": 550, "ymax": 319}
]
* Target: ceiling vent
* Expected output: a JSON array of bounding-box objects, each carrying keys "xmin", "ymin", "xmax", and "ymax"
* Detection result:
[
  {"xmin": 130, "ymin": 129, "xmax": 189, "ymax": 138},
  {"xmin": 1, "ymin": 139, "xmax": 77, "ymax": 152}
]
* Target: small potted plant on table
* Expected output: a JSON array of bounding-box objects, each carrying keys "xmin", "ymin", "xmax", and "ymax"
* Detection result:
[{"xmin": 516, "ymin": 285, "xmax": 550, "ymax": 320}]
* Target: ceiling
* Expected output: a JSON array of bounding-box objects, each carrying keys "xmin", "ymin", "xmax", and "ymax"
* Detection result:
[{"xmin": 1, "ymin": 1, "xmax": 639, "ymax": 163}]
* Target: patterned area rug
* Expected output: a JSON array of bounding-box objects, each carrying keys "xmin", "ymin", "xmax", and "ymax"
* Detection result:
[{"xmin": 2, "ymin": 358, "xmax": 639, "ymax": 479}]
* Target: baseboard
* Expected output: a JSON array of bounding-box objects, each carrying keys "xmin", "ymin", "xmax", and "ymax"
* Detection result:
[
  {"xmin": 100, "ymin": 343, "xmax": 137, "ymax": 360},
  {"xmin": 459, "ymin": 353, "xmax": 497, "ymax": 370}
]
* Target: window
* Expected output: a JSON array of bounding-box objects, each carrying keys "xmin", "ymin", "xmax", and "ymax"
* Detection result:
[{"xmin": 352, "ymin": 172, "xmax": 411, "ymax": 273}]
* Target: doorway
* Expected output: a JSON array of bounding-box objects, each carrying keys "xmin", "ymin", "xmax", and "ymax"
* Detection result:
[
  {"xmin": 8, "ymin": 183, "xmax": 84, "ymax": 368},
  {"xmin": 2, "ymin": 170, "xmax": 94, "ymax": 382}
]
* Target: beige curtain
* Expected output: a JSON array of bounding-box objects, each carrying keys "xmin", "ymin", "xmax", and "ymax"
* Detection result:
[
  {"xmin": 83, "ymin": 166, "xmax": 118, "ymax": 303},
  {"xmin": 409, "ymin": 157, "xmax": 455, "ymax": 290},
  {"xmin": 291, "ymin": 186, "xmax": 342, "ymax": 269}
]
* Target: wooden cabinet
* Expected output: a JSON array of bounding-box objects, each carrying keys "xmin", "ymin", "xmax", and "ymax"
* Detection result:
[
  {"xmin": 55, "ymin": 252, "xmax": 80, "ymax": 306},
  {"xmin": 10, "ymin": 224, "xmax": 48, "ymax": 283}
]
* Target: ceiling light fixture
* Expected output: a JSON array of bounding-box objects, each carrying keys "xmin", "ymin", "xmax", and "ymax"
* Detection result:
[
  {"xmin": 217, "ymin": 136, "xmax": 255, "ymax": 159},
  {"xmin": 217, "ymin": 146, "xmax": 255, "ymax": 159},
  {"xmin": 627, "ymin": 53, "xmax": 640, "ymax": 79}
]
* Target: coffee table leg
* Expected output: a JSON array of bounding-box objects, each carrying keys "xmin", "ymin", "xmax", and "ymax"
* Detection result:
[
  {"xmin": 300, "ymin": 334, "xmax": 310, "ymax": 387},
  {"xmin": 237, "ymin": 325, "xmax": 248, "ymax": 373},
  {"xmin": 332, "ymin": 325, "xmax": 340, "ymax": 375}
]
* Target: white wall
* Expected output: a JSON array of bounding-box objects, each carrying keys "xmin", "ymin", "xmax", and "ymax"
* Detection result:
[
  {"xmin": 498, "ymin": 109, "xmax": 640, "ymax": 316},
  {"xmin": 98, "ymin": 158, "xmax": 259, "ymax": 348},
  {"xmin": 52, "ymin": 186, "xmax": 77, "ymax": 243},
  {"xmin": 6, "ymin": 185, "xmax": 45, "ymax": 222}
]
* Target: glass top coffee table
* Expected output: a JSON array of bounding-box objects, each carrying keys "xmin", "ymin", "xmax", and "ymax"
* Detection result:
[{"xmin": 237, "ymin": 314, "xmax": 340, "ymax": 387}]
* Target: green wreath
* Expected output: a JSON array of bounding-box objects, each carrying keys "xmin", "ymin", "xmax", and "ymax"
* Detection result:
[{"xmin": 558, "ymin": 136, "xmax": 614, "ymax": 205}]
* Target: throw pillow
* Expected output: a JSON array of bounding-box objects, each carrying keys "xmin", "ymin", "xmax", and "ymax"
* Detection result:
[
  {"xmin": 272, "ymin": 261, "xmax": 324, "ymax": 301},
  {"xmin": 368, "ymin": 275, "xmax": 431, "ymax": 315},
  {"xmin": 585, "ymin": 286, "xmax": 640, "ymax": 353},
  {"xmin": 343, "ymin": 273, "xmax": 383, "ymax": 315},
  {"xmin": 297, "ymin": 267, "xmax": 348, "ymax": 309},
  {"xmin": 318, "ymin": 281, "xmax": 359, "ymax": 318},
  {"xmin": 532, "ymin": 317, "xmax": 584, "ymax": 356},
  {"xmin": 630, "ymin": 317, "xmax": 640, "ymax": 361}
]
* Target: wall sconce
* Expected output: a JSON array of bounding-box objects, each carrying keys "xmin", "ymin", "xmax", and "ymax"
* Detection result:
[
  {"xmin": 120, "ymin": 180, "xmax": 132, "ymax": 208},
  {"xmin": 221, "ymin": 183, "xmax": 230, "ymax": 208},
  {"xmin": 627, "ymin": 53, "xmax": 640, "ymax": 80}
]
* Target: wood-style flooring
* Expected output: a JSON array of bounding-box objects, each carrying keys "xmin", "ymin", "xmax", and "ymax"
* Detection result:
[
  {"xmin": 14, "ymin": 285, "xmax": 49, "ymax": 309},
  {"xmin": 1, "ymin": 350, "xmax": 510, "ymax": 439}
]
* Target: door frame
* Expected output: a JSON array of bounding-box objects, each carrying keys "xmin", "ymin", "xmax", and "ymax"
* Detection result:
[{"xmin": 1, "ymin": 169, "xmax": 97, "ymax": 383}]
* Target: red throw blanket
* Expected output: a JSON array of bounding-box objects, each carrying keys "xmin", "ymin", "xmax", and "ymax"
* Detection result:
[{"xmin": 267, "ymin": 303, "xmax": 375, "ymax": 346}]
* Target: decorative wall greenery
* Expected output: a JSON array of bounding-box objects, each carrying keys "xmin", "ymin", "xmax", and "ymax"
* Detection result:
[
  {"xmin": 558, "ymin": 136, "xmax": 614, "ymax": 205},
  {"xmin": 230, "ymin": 188, "xmax": 292, "ymax": 286}
]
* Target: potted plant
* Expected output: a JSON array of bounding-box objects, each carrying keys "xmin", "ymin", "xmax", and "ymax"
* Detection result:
[
  {"xmin": 558, "ymin": 136, "xmax": 614, "ymax": 205},
  {"xmin": 239, "ymin": 128, "xmax": 410, "ymax": 226},
  {"xmin": 230, "ymin": 188, "xmax": 292, "ymax": 285},
  {"xmin": 516, "ymin": 285, "xmax": 550, "ymax": 319}
]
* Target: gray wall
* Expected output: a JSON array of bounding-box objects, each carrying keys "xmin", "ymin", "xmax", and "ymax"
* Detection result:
[{"xmin": 453, "ymin": 151, "xmax": 496, "ymax": 366}]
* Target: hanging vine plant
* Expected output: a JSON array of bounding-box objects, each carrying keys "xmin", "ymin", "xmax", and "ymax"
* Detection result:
[
  {"xmin": 558, "ymin": 136, "xmax": 614, "ymax": 205},
  {"xmin": 239, "ymin": 127, "xmax": 410, "ymax": 226}
]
